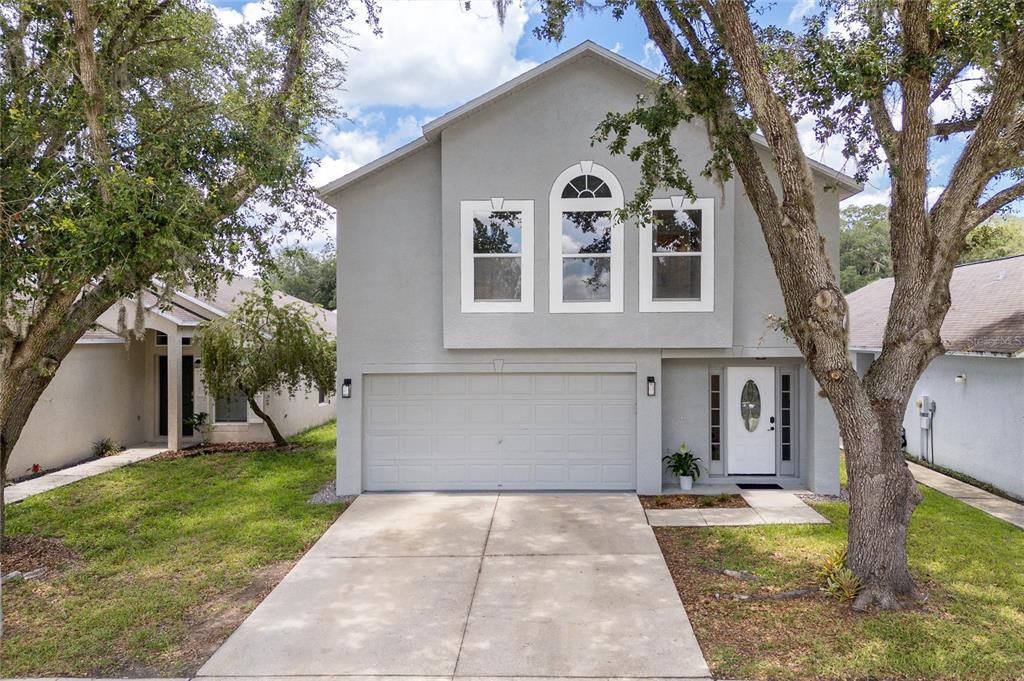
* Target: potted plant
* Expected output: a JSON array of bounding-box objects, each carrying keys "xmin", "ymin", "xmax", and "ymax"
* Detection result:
[{"xmin": 663, "ymin": 442, "xmax": 702, "ymax": 490}]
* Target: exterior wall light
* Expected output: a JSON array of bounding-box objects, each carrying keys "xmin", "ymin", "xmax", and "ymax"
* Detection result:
[
  {"xmin": 647, "ymin": 376, "xmax": 656, "ymax": 397},
  {"xmin": 954, "ymin": 374, "xmax": 967, "ymax": 384},
  {"xmin": 341, "ymin": 378, "xmax": 352, "ymax": 398}
]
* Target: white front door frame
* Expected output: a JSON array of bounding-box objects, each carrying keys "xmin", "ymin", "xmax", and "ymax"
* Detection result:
[{"xmin": 725, "ymin": 366, "xmax": 777, "ymax": 475}]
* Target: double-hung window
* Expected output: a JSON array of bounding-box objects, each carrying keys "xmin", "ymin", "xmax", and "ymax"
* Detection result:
[
  {"xmin": 460, "ymin": 199, "xmax": 534, "ymax": 312},
  {"xmin": 549, "ymin": 162, "xmax": 624, "ymax": 313},
  {"xmin": 639, "ymin": 197, "xmax": 714, "ymax": 312}
]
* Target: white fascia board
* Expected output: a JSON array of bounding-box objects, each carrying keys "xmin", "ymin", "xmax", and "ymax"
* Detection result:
[{"xmin": 317, "ymin": 137, "xmax": 431, "ymax": 199}]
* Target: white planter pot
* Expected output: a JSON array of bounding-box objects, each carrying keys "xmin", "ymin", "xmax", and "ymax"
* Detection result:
[{"xmin": 679, "ymin": 475, "xmax": 693, "ymax": 491}]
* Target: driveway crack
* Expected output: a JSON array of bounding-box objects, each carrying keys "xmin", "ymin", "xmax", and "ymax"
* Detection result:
[{"xmin": 452, "ymin": 491, "xmax": 498, "ymax": 679}]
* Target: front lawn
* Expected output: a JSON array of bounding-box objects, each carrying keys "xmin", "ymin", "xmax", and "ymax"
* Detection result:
[
  {"xmin": 656, "ymin": 486, "xmax": 1024, "ymax": 680},
  {"xmin": 1, "ymin": 422, "xmax": 346, "ymax": 677}
]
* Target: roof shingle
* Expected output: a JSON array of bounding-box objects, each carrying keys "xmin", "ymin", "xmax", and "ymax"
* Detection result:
[{"xmin": 847, "ymin": 255, "xmax": 1024, "ymax": 355}]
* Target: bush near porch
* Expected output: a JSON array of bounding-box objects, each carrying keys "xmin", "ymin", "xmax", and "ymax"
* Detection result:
[
  {"xmin": 656, "ymin": 485, "xmax": 1024, "ymax": 680},
  {"xmin": 0, "ymin": 422, "xmax": 345, "ymax": 677}
]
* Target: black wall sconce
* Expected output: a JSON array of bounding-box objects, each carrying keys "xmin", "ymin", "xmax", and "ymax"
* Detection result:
[
  {"xmin": 341, "ymin": 378, "xmax": 352, "ymax": 399},
  {"xmin": 647, "ymin": 376, "xmax": 656, "ymax": 397}
]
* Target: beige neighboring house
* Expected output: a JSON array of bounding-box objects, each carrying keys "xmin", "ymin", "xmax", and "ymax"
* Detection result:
[{"xmin": 9, "ymin": 277, "xmax": 336, "ymax": 478}]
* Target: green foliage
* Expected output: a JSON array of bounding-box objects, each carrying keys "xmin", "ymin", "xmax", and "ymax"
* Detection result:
[
  {"xmin": 1, "ymin": 0, "xmax": 364, "ymax": 311},
  {"xmin": 840, "ymin": 204, "xmax": 893, "ymax": 292},
  {"xmin": 195, "ymin": 285, "xmax": 336, "ymax": 411},
  {"xmin": 91, "ymin": 438, "xmax": 124, "ymax": 458},
  {"xmin": 1, "ymin": 422, "xmax": 344, "ymax": 677},
  {"xmin": 815, "ymin": 545, "xmax": 862, "ymax": 601},
  {"xmin": 663, "ymin": 443, "xmax": 702, "ymax": 480},
  {"xmin": 266, "ymin": 246, "xmax": 338, "ymax": 310},
  {"xmin": 841, "ymin": 205, "xmax": 1024, "ymax": 292},
  {"xmin": 962, "ymin": 215, "xmax": 1024, "ymax": 262}
]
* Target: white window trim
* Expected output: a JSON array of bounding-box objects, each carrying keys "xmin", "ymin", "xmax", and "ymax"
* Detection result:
[
  {"xmin": 639, "ymin": 196, "xmax": 715, "ymax": 312},
  {"xmin": 209, "ymin": 391, "xmax": 260, "ymax": 425},
  {"xmin": 549, "ymin": 161, "xmax": 624, "ymax": 313},
  {"xmin": 460, "ymin": 198, "xmax": 534, "ymax": 313}
]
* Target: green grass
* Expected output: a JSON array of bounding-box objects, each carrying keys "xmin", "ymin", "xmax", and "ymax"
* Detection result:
[
  {"xmin": 660, "ymin": 485, "xmax": 1024, "ymax": 679},
  {"xmin": 1, "ymin": 422, "xmax": 345, "ymax": 677}
]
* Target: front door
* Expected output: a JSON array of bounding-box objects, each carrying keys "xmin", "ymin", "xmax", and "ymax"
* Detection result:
[
  {"xmin": 726, "ymin": 367, "xmax": 776, "ymax": 474},
  {"xmin": 158, "ymin": 356, "xmax": 194, "ymax": 437}
]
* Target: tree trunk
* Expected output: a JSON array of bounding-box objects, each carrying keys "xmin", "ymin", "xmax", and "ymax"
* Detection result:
[
  {"xmin": 246, "ymin": 394, "xmax": 287, "ymax": 447},
  {"xmin": 837, "ymin": 399, "xmax": 924, "ymax": 610}
]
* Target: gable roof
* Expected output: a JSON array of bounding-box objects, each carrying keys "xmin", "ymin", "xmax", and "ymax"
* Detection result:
[
  {"xmin": 178, "ymin": 276, "xmax": 336, "ymax": 336},
  {"xmin": 847, "ymin": 254, "xmax": 1024, "ymax": 356},
  {"xmin": 317, "ymin": 40, "xmax": 862, "ymax": 199}
]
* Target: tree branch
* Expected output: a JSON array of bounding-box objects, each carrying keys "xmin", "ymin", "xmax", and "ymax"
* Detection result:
[
  {"xmin": 868, "ymin": 95, "xmax": 900, "ymax": 161},
  {"xmin": 931, "ymin": 58, "xmax": 969, "ymax": 102},
  {"xmin": 971, "ymin": 179, "xmax": 1024, "ymax": 225},
  {"xmin": 932, "ymin": 115, "xmax": 980, "ymax": 137},
  {"xmin": 69, "ymin": 0, "xmax": 113, "ymax": 201}
]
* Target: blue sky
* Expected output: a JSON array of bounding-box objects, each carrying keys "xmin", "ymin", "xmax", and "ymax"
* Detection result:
[{"xmin": 211, "ymin": 0, "xmax": 1015, "ymax": 247}]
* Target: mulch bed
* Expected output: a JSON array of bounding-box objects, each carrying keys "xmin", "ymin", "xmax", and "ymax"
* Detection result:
[
  {"xmin": 2, "ymin": 535, "xmax": 80, "ymax": 574},
  {"xmin": 152, "ymin": 442, "xmax": 300, "ymax": 461},
  {"xmin": 640, "ymin": 493, "xmax": 750, "ymax": 509}
]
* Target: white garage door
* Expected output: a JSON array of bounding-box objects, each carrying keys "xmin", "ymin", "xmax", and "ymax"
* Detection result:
[{"xmin": 363, "ymin": 373, "xmax": 636, "ymax": 491}]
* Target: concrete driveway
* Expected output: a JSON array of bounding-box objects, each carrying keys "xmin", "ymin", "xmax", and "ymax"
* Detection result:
[{"xmin": 198, "ymin": 492, "xmax": 710, "ymax": 679}]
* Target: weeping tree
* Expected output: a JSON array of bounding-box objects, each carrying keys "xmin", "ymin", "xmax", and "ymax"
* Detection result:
[
  {"xmin": 195, "ymin": 287, "xmax": 335, "ymax": 447},
  {"xmin": 530, "ymin": 0, "xmax": 1024, "ymax": 609},
  {"xmin": 0, "ymin": 0, "xmax": 377, "ymax": 533}
]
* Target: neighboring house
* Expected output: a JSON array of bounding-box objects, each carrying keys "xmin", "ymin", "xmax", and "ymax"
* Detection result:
[
  {"xmin": 320, "ymin": 42, "xmax": 860, "ymax": 496},
  {"xmin": 9, "ymin": 277, "xmax": 336, "ymax": 478},
  {"xmin": 848, "ymin": 255, "xmax": 1024, "ymax": 499}
]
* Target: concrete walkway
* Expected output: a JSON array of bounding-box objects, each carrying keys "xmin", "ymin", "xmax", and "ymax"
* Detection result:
[
  {"xmin": 646, "ymin": 488, "xmax": 830, "ymax": 527},
  {"xmin": 3, "ymin": 443, "xmax": 166, "ymax": 505},
  {"xmin": 198, "ymin": 492, "xmax": 711, "ymax": 679},
  {"xmin": 909, "ymin": 461, "xmax": 1024, "ymax": 529}
]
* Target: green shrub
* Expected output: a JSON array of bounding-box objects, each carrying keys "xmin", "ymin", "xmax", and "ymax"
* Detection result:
[
  {"xmin": 91, "ymin": 437, "xmax": 124, "ymax": 457},
  {"xmin": 817, "ymin": 545, "xmax": 862, "ymax": 601}
]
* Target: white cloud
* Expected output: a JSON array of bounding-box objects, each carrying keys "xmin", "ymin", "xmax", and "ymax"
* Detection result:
[
  {"xmin": 931, "ymin": 67, "xmax": 985, "ymax": 125},
  {"xmin": 312, "ymin": 114, "xmax": 428, "ymax": 188},
  {"xmin": 335, "ymin": 0, "xmax": 537, "ymax": 109},
  {"xmin": 640, "ymin": 40, "xmax": 665, "ymax": 72},
  {"xmin": 611, "ymin": 41, "xmax": 623, "ymax": 54},
  {"xmin": 796, "ymin": 115, "xmax": 854, "ymax": 173},
  {"xmin": 208, "ymin": 0, "xmax": 270, "ymax": 28},
  {"xmin": 788, "ymin": 0, "xmax": 815, "ymax": 24}
]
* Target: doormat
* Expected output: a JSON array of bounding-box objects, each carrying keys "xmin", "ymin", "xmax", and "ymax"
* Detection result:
[{"xmin": 736, "ymin": 483, "xmax": 784, "ymax": 490}]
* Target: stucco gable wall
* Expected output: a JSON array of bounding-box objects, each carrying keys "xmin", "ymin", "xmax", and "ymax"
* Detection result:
[{"xmin": 439, "ymin": 54, "xmax": 736, "ymax": 349}]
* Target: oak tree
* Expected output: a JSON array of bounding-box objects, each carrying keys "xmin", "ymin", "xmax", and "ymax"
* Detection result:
[
  {"xmin": 0, "ymin": 0, "xmax": 375, "ymax": 528},
  {"xmin": 534, "ymin": 0, "xmax": 1024, "ymax": 609}
]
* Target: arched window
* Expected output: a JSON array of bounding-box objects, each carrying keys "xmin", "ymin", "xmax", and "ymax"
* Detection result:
[{"xmin": 549, "ymin": 162, "xmax": 623, "ymax": 313}]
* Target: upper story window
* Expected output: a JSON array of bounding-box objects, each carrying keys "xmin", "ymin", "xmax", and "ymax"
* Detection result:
[
  {"xmin": 549, "ymin": 162, "xmax": 623, "ymax": 313},
  {"xmin": 460, "ymin": 199, "xmax": 534, "ymax": 313},
  {"xmin": 639, "ymin": 197, "xmax": 714, "ymax": 312}
]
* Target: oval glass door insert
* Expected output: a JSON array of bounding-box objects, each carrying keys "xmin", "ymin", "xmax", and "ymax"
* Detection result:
[{"xmin": 740, "ymin": 379, "xmax": 761, "ymax": 432}]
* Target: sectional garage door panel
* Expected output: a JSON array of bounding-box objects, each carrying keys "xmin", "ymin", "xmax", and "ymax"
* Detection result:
[{"xmin": 363, "ymin": 373, "xmax": 637, "ymax": 490}]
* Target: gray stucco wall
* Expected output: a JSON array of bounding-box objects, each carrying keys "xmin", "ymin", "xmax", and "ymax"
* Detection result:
[
  {"xmin": 329, "ymin": 54, "xmax": 843, "ymax": 495},
  {"xmin": 440, "ymin": 55, "xmax": 736, "ymax": 349},
  {"xmin": 900, "ymin": 354, "xmax": 1024, "ymax": 499}
]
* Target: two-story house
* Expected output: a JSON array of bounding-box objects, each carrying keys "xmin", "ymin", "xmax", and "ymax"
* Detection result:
[{"xmin": 320, "ymin": 42, "xmax": 859, "ymax": 496}]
